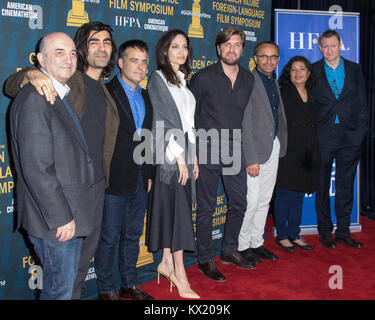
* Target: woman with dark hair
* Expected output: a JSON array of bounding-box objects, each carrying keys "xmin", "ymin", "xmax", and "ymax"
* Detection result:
[
  {"xmin": 274, "ymin": 56, "xmax": 320, "ymax": 252},
  {"xmin": 146, "ymin": 29, "xmax": 199, "ymax": 299}
]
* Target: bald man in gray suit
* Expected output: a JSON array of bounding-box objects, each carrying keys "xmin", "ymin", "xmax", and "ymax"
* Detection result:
[{"xmin": 10, "ymin": 32, "xmax": 100, "ymax": 300}]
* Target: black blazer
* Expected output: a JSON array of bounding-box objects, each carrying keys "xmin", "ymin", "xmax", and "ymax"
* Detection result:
[
  {"xmin": 276, "ymin": 83, "xmax": 320, "ymax": 193},
  {"xmin": 312, "ymin": 58, "xmax": 368, "ymax": 146},
  {"xmin": 105, "ymin": 76, "xmax": 154, "ymax": 195}
]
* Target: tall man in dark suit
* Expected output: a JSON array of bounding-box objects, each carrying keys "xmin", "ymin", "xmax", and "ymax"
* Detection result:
[
  {"xmin": 94, "ymin": 40, "xmax": 154, "ymax": 300},
  {"xmin": 10, "ymin": 32, "xmax": 96, "ymax": 300},
  {"xmin": 313, "ymin": 30, "xmax": 368, "ymax": 249}
]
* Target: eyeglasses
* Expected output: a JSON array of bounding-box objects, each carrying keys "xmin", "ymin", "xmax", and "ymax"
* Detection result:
[{"xmin": 256, "ymin": 55, "xmax": 279, "ymax": 61}]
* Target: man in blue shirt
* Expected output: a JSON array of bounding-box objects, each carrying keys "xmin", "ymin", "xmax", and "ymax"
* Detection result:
[
  {"xmin": 313, "ymin": 30, "xmax": 368, "ymax": 249},
  {"xmin": 94, "ymin": 40, "xmax": 155, "ymax": 300}
]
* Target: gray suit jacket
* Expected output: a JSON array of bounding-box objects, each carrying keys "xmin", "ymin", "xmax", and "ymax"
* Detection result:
[
  {"xmin": 242, "ymin": 69, "xmax": 287, "ymax": 166},
  {"xmin": 10, "ymin": 84, "xmax": 97, "ymax": 240}
]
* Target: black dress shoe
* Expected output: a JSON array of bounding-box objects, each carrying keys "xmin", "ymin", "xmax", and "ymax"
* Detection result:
[
  {"xmin": 238, "ymin": 248, "xmax": 261, "ymax": 265},
  {"xmin": 335, "ymin": 235, "xmax": 363, "ymax": 248},
  {"xmin": 198, "ymin": 260, "xmax": 226, "ymax": 282},
  {"xmin": 290, "ymin": 238, "xmax": 313, "ymax": 250},
  {"xmin": 98, "ymin": 292, "xmax": 120, "ymax": 300},
  {"xmin": 319, "ymin": 235, "xmax": 337, "ymax": 249},
  {"xmin": 252, "ymin": 245, "xmax": 279, "ymax": 260},
  {"xmin": 221, "ymin": 251, "xmax": 256, "ymax": 269},
  {"xmin": 275, "ymin": 239, "xmax": 297, "ymax": 252},
  {"xmin": 119, "ymin": 287, "xmax": 155, "ymax": 300}
]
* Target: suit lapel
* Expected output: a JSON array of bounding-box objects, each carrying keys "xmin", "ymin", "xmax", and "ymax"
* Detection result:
[
  {"xmin": 339, "ymin": 58, "xmax": 350, "ymax": 99},
  {"xmin": 276, "ymin": 80, "xmax": 287, "ymax": 125},
  {"xmin": 101, "ymin": 78, "xmax": 119, "ymax": 123},
  {"xmin": 253, "ymin": 70, "xmax": 276, "ymax": 119},
  {"xmin": 141, "ymin": 89, "xmax": 152, "ymax": 129},
  {"xmin": 318, "ymin": 59, "xmax": 340, "ymax": 101},
  {"xmin": 54, "ymin": 98, "xmax": 88, "ymax": 153},
  {"xmin": 111, "ymin": 77, "xmax": 137, "ymax": 131}
]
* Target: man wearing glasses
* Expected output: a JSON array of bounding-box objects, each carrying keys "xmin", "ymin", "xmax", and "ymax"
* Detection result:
[
  {"xmin": 313, "ymin": 30, "xmax": 368, "ymax": 249},
  {"xmin": 238, "ymin": 41, "xmax": 287, "ymax": 263}
]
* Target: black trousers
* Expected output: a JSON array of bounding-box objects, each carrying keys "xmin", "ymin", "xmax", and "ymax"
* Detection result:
[
  {"xmin": 196, "ymin": 140, "xmax": 247, "ymax": 264},
  {"xmin": 71, "ymin": 179, "xmax": 105, "ymax": 299},
  {"xmin": 315, "ymin": 125, "xmax": 361, "ymax": 237}
]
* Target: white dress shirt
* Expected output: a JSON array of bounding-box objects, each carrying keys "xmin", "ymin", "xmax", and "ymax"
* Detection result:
[
  {"xmin": 156, "ymin": 70, "xmax": 196, "ymax": 162},
  {"xmin": 41, "ymin": 68, "xmax": 71, "ymax": 100}
]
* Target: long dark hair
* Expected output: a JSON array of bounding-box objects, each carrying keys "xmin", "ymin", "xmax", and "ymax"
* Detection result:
[
  {"xmin": 156, "ymin": 29, "xmax": 192, "ymax": 87},
  {"xmin": 279, "ymin": 55, "xmax": 314, "ymax": 89},
  {"xmin": 73, "ymin": 21, "xmax": 117, "ymax": 78}
]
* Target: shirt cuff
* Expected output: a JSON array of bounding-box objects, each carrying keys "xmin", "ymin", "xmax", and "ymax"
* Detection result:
[{"xmin": 166, "ymin": 134, "xmax": 184, "ymax": 162}]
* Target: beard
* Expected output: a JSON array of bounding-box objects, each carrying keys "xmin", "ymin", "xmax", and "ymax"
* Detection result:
[
  {"xmin": 87, "ymin": 51, "xmax": 110, "ymax": 69},
  {"xmin": 220, "ymin": 54, "xmax": 240, "ymax": 66}
]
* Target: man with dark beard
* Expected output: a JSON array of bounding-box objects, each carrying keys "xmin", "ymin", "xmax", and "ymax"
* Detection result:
[
  {"xmin": 5, "ymin": 22, "xmax": 119, "ymax": 300},
  {"xmin": 189, "ymin": 27, "xmax": 255, "ymax": 283}
]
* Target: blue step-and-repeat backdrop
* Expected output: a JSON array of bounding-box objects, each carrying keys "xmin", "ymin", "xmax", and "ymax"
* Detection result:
[
  {"xmin": 275, "ymin": 9, "xmax": 361, "ymax": 235},
  {"xmin": 0, "ymin": 0, "xmax": 271, "ymax": 300}
]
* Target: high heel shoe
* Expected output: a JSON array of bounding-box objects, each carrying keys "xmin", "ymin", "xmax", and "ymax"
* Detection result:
[
  {"xmin": 169, "ymin": 271, "xmax": 200, "ymax": 299},
  {"xmin": 157, "ymin": 263, "xmax": 172, "ymax": 284}
]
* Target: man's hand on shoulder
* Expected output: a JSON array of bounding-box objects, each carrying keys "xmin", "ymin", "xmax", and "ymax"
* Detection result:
[{"xmin": 26, "ymin": 69, "xmax": 57, "ymax": 104}]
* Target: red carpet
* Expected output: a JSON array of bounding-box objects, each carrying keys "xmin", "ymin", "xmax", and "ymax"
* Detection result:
[{"xmin": 139, "ymin": 216, "xmax": 375, "ymax": 300}]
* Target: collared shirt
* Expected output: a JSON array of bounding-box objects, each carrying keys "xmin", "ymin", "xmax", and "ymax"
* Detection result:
[
  {"xmin": 256, "ymin": 68, "xmax": 279, "ymax": 137},
  {"xmin": 117, "ymin": 73, "xmax": 145, "ymax": 135},
  {"xmin": 190, "ymin": 61, "xmax": 254, "ymax": 138},
  {"xmin": 156, "ymin": 70, "xmax": 196, "ymax": 162},
  {"xmin": 324, "ymin": 57, "xmax": 345, "ymax": 123},
  {"xmin": 41, "ymin": 68, "xmax": 70, "ymax": 99},
  {"xmin": 41, "ymin": 69, "xmax": 88, "ymax": 153}
]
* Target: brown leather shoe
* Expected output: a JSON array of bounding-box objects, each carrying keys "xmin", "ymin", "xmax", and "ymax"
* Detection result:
[
  {"xmin": 335, "ymin": 235, "xmax": 363, "ymax": 248},
  {"xmin": 198, "ymin": 259, "xmax": 226, "ymax": 282},
  {"xmin": 119, "ymin": 287, "xmax": 155, "ymax": 300},
  {"xmin": 221, "ymin": 251, "xmax": 256, "ymax": 269},
  {"xmin": 98, "ymin": 292, "xmax": 120, "ymax": 300},
  {"xmin": 319, "ymin": 235, "xmax": 337, "ymax": 249}
]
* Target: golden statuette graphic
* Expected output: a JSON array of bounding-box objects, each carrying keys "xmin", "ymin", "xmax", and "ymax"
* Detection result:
[
  {"xmin": 249, "ymin": 58, "xmax": 256, "ymax": 72},
  {"xmin": 67, "ymin": 0, "xmax": 89, "ymax": 27},
  {"xmin": 188, "ymin": 0, "xmax": 204, "ymax": 38},
  {"xmin": 136, "ymin": 212, "xmax": 154, "ymax": 267}
]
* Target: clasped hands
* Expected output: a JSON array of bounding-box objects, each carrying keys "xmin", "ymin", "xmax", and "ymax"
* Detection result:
[{"xmin": 177, "ymin": 155, "xmax": 199, "ymax": 185}]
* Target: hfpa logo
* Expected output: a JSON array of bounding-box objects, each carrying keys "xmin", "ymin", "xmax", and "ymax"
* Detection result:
[{"xmin": 289, "ymin": 5, "xmax": 348, "ymax": 51}]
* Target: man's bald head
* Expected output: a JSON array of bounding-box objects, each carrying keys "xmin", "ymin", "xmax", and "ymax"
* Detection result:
[{"xmin": 37, "ymin": 32, "xmax": 77, "ymax": 85}]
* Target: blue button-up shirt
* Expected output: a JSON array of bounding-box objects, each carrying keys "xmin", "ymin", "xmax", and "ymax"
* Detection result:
[
  {"xmin": 257, "ymin": 69, "xmax": 279, "ymax": 137},
  {"xmin": 117, "ymin": 74, "xmax": 145, "ymax": 135},
  {"xmin": 324, "ymin": 57, "xmax": 345, "ymax": 123}
]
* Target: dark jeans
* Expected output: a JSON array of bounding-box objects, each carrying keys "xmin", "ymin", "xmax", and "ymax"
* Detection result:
[
  {"xmin": 29, "ymin": 235, "xmax": 82, "ymax": 300},
  {"xmin": 315, "ymin": 125, "xmax": 361, "ymax": 237},
  {"xmin": 95, "ymin": 173, "xmax": 147, "ymax": 293},
  {"xmin": 196, "ymin": 139, "xmax": 247, "ymax": 264},
  {"xmin": 274, "ymin": 187, "xmax": 305, "ymax": 240}
]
